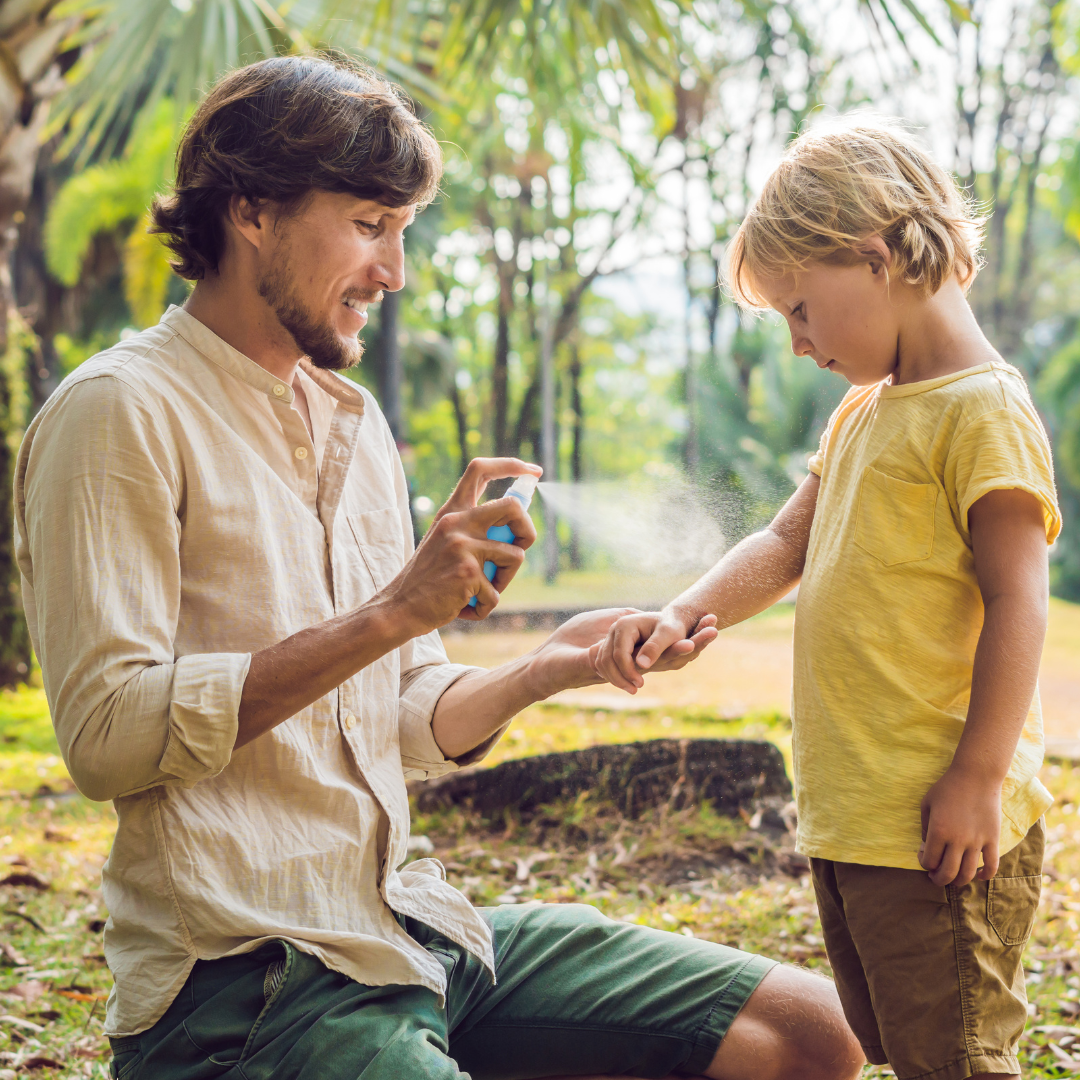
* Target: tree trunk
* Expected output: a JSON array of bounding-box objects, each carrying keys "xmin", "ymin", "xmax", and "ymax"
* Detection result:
[
  {"xmin": 0, "ymin": 2, "xmax": 76, "ymax": 686},
  {"xmin": 414, "ymin": 738, "xmax": 792, "ymax": 820},
  {"xmin": 448, "ymin": 380, "xmax": 469, "ymax": 474},
  {"xmin": 568, "ymin": 341, "xmax": 583, "ymax": 569},
  {"xmin": 492, "ymin": 270, "xmax": 513, "ymax": 456},
  {"xmin": 378, "ymin": 289, "xmax": 403, "ymax": 442}
]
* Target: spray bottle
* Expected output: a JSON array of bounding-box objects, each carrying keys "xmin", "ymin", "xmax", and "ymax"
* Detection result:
[{"xmin": 468, "ymin": 473, "xmax": 539, "ymax": 608}]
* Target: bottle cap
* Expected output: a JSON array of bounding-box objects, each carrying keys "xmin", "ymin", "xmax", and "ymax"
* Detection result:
[{"xmin": 505, "ymin": 473, "xmax": 539, "ymax": 508}]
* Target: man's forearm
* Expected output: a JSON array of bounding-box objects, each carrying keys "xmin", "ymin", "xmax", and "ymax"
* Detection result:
[
  {"xmin": 950, "ymin": 592, "xmax": 1047, "ymax": 782},
  {"xmin": 430, "ymin": 641, "xmax": 594, "ymax": 760},
  {"xmin": 236, "ymin": 599, "xmax": 418, "ymax": 749}
]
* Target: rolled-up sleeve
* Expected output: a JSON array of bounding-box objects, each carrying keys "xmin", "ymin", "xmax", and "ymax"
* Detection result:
[
  {"xmin": 15, "ymin": 373, "xmax": 250, "ymax": 802},
  {"xmin": 397, "ymin": 629, "xmax": 484, "ymax": 780}
]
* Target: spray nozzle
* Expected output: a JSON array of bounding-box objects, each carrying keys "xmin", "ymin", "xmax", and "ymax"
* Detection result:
[
  {"xmin": 505, "ymin": 473, "xmax": 539, "ymax": 509},
  {"xmin": 467, "ymin": 472, "xmax": 540, "ymax": 608}
]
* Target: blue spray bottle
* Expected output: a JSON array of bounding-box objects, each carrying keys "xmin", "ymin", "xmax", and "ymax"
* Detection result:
[{"xmin": 468, "ymin": 473, "xmax": 539, "ymax": 608}]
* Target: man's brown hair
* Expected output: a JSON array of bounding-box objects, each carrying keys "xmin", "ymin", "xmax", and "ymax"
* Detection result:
[{"xmin": 151, "ymin": 54, "xmax": 443, "ymax": 279}]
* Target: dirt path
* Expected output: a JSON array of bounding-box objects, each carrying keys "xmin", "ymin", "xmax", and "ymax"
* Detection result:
[{"xmin": 442, "ymin": 597, "xmax": 1080, "ymax": 739}]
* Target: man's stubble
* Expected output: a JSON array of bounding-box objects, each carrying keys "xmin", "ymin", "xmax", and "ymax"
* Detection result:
[{"xmin": 257, "ymin": 236, "xmax": 377, "ymax": 372}]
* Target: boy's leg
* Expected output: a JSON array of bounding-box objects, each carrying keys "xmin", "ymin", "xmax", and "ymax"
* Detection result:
[
  {"xmin": 417, "ymin": 902, "xmax": 862, "ymax": 1080},
  {"xmin": 811, "ymin": 819, "xmax": 1043, "ymax": 1080}
]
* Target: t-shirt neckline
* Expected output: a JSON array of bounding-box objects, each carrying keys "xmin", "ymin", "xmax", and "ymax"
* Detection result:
[{"xmin": 877, "ymin": 361, "xmax": 1001, "ymax": 399}]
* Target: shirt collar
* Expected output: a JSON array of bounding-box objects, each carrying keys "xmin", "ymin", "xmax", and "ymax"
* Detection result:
[{"xmin": 161, "ymin": 305, "xmax": 366, "ymax": 415}]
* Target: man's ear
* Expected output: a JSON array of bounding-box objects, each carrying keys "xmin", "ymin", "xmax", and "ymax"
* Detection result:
[
  {"xmin": 856, "ymin": 234, "xmax": 892, "ymax": 281},
  {"xmin": 226, "ymin": 195, "xmax": 271, "ymax": 252}
]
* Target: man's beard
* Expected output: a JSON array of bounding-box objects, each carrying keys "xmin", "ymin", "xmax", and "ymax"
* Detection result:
[{"xmin": 257, "ymin": 249, "xmax": 375, "ymax": 372}]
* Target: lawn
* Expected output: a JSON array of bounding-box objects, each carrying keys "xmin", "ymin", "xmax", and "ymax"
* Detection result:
[{"xmin": 0, "ymin": 604, "xmax": 1079, "ymax": 1076}]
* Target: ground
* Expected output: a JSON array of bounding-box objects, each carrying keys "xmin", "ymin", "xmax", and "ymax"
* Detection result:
[{"xmin": 0, "ymin": 600, "xmax": 1078, "ymax": 1077}]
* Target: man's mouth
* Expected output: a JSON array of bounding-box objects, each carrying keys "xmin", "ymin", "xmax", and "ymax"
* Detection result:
[{"xmin": 344, "ymin": 297, "xmax": 368, "ymax": 313}]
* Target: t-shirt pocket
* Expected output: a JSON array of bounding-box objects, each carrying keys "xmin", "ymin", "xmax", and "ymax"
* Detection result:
[{"xmin": 854, "ymin": 466, "xmax": 938, "ymax": 566}]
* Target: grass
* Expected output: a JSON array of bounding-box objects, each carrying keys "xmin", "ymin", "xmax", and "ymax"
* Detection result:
[{"xmin": 1, "ymin": 652, "xmax": 1080, "ymax": 1076}]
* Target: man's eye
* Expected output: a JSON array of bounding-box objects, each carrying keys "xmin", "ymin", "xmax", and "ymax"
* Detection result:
[{"xmin": 355, "ymin": 220, "xmax": 379, "ymax": 232}]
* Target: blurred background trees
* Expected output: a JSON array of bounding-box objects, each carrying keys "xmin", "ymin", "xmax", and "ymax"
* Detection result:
[{"xmin": 1, "ymin": 0, "xmax": 1080, "ymax": 686}]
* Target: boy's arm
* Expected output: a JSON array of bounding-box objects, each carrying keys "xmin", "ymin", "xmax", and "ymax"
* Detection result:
[
  {"xmin": 919, "ymin": 487, "xmax": 1049, "ymax": 887},
  {"xmin": 594, "ymin": 473, "xmax": 820, "ymax": 693}
]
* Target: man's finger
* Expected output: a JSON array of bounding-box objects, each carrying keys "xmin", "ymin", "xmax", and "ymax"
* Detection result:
[
  {"xmin": 440, "ymin": 459, "xmax": 542, "ymax": 515},
  {"xmin": 458, "ymin": 575, "xmax": 501, "ymax": 620}
]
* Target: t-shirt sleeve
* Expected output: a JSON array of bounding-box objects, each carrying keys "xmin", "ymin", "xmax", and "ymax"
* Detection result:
[
  {"xmin": 947, "ymin": 408, "xmax": 1061, "ymax": 544},
  {"xmin": 807, "ymin": 391, "xmax": 859, "ymax": 477},
  {"xmin": 807, "ymin": 426, "xmax": 828, "ymax": 477}
]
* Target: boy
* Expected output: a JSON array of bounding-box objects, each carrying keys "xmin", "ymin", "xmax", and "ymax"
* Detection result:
[{"xmin": 595, "ymin": 117, "xmax": 1061, "ymax": 1080}]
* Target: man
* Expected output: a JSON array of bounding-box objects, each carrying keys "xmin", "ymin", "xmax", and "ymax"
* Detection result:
[{"xmin": 15, "ymin": 55, "xmax": 863, "ymax": 1080}]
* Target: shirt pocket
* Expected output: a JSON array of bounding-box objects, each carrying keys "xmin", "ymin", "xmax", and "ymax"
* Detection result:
[
  {"xmin": 853, "ymin": 466, "xmax": 938, "ymax": 566},
  {"xmin": 347, "ymin": 508, "xmax": 405, "ymax": 591}
]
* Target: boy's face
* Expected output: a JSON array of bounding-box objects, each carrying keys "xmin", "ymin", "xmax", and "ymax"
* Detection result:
[{"xmin": 758, "ymin": 259, "xmax": 899, "ymax": 386}]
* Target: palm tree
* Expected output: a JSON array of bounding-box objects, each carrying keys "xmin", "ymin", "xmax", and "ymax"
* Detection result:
[{"xmin": 0, "ymin": 0, "xmax": 686, "ymax": 685}]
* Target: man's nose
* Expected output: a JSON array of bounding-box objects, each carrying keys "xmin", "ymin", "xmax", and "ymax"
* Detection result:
[{"xmin": 374, "ymin": 237, "xmax": 406, "ymax": 293}]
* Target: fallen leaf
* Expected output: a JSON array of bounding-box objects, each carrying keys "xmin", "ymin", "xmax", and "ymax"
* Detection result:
[
  {"xmin": 0, "ymin": 873, "xmax": 48, "ymax": 891},
  {"xmin": 42, "ymin": 830, "xmax": 71, "ymax": 844},
  {"xmin": 21, "ymin": 1057, "xmax": 63, "ymax": 1070},
  {"xmin": 9, "ymin": 981, "xmax": 45, "ymax": 1005},
  {"xmin": 0, "ymin": 1014, "xmax": 45, "ymax": 1033},
  {"xmin": 86, "ymin": 919, "xmax": 106, "ymax": 933},
  {"xmin": 58, "ymin": 990, "xmax": 106, "ymax": 1002},
  {"xmin": 0, "ymin": 941, "xmax": 26, "ymax": 967}
]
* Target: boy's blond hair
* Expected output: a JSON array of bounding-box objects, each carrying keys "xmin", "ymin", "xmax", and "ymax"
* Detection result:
[{"xmin": 727, "ymin": 115, "xmax": 984, "ymax": 308}]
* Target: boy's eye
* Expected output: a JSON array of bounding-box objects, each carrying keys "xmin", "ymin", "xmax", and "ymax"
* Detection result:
[
  {"xmin": 793, "ymin": 303, "xmax": 805, "ymax": 318},
  {"xmin": 355, "ymin": 220, "xmax": 379, "ymax": 232}
]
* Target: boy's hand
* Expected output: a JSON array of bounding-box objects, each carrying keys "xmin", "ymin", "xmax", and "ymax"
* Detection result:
[
  {"xmin": 592, "ymin": 609, "xmax": 718, "ymax": 694},
  {"xmin": 918, "ymin": 766, "xmax": 1002, "ymax": 887}
]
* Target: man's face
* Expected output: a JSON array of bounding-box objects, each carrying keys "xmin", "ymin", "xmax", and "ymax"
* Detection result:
[
  {"xmin": 758, "ymin": 260, "xmax": 900, "ymax": 386},
  {"xmin": 257, "ymin": 191, "xmax": 414, "ymax": 370}
]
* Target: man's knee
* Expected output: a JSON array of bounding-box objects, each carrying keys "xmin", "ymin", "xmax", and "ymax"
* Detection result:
[{"xmin": 709, "ymin": 964, "xmax": 864, "ymax": 1080}]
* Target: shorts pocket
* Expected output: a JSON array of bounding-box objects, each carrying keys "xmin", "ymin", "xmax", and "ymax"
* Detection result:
[
  {"xmin": 854, "ymin": 466, "xmax": 938, "ymax": 566},
  {"xmin": 987, "ymin": 873, "xmax": 1042, "ymax": 946}
]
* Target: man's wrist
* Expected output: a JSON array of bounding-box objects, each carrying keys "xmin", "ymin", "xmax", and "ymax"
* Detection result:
[{"xmin": 355, "ymin": 596, "xmax": 427, "ymax": 652}]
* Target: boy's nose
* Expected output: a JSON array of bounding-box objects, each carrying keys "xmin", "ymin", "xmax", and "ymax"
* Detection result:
[{"xmin": 791, "ymin": 334, "xmax": 814, "ymax": 357}]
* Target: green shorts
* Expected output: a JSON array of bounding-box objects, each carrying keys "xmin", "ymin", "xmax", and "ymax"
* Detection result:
[{"xmin": 109, "ymin": 903, "xmax": 775, "ymax": 1079}]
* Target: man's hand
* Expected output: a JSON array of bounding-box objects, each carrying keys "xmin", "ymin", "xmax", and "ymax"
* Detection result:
[
  {"xmin": 381, "ymin": 457, "xmax": 542, "ymax": 632},
  {"xmin": 918, "ymin": 766, "xmax": 1002, "ymax": 887},
  {"xmin": 592, "ymin": 608, "xmax": 719, "ymax": 695},
  {"xmin": 432, "ymin": 608, "xmax": 717, "ymax": 759}
]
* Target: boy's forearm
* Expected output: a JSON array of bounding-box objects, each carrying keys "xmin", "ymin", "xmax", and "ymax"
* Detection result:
[
  {"xmin": 951, "ymin": 591, "xmax": 1047, "ymax": 783},
  {"xmin": 666, "ymin": 472, "xmax": 819, "ymax": 631},
  {"xmin": 667, "ymin": 527, "xmax": 805, "ymax": 631}
]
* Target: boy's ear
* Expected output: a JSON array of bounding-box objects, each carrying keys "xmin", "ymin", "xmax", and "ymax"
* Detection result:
[{"xmin": 856, "ymin": 235, "xmax": 892, "ymax": 279}]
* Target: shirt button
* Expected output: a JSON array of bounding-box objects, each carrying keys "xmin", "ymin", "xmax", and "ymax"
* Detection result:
[
  {"xmin": 344, "ymin": 713, "xmax": 357, "ymax": 730},
  {"xmin": 294, "ymin": 446, "xmax": 308, "ymax": 460},
  {"xmin": 272, "ymin": 384, "xmax": 286, "ymax": 397}
]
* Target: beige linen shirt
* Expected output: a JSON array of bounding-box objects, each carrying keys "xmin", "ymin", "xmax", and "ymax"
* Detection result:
[{"xmin": 14, "ymin": 306, "xmax": 494, "ymax": 1037}]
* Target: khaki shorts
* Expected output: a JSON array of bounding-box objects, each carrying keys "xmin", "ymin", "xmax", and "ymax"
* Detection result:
[{"xmin": 812, "ymin": 819, "xmax": 1043, "ymax": 1080}]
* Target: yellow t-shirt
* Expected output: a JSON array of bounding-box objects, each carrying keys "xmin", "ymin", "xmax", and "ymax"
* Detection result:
[{"xmin": 795, "ymin": 361, "xmax": 1061, "ymax": 869}]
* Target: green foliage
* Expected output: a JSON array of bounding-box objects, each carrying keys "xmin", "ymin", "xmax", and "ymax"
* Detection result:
[
  {"xmin": 697, "ymin": 315, "xmax": 845, "ymax": 532},
  {"xmin": 45, "ymin": 101, "xmax": 178, "ymax": 326}
]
